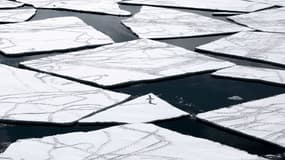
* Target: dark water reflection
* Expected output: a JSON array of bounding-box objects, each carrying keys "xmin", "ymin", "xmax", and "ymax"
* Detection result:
[{"xmin": 0, "ymin": 4, "xmax": 284, "ymax": 159}]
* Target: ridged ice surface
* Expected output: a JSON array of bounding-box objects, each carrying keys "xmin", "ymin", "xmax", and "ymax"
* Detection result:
[
  {"xmin": 198, "ymin": 94, "xmax": 285, "ymax": 148},
  {"xmin": 0, "ymin": 16, "xmax": 113, "ymax": 55},
  {"xmin": 80, "ymin": 93, "xmax": 189, "ymax": 123},
  {"xmin": 122, "ymin": 6, "xmax": 249, "ymax": 39},
  {"xmin": 0, "ymin": 0, "xmax": 23, "ymax": 8},
  {"xmin": 196, "ymin": 32, "xmax": 285, "ymax": 66},
  {"xmin": 0, "ymin": 64, "xmax": 129, "ymax": 124},
  {"xmin": 0, "ymin": 123, "xmax": 266, "ymax": 160},
  {"xmin": 18, "ymin": 0, "xmax": 130, "ymax": 15},
  {"xmin": 21, "ymin": 39, "xmax": 234, "ymax": 87},
  {"xmin": 120, "ymin": 0, "xmax": 272, "ymax": 12}
]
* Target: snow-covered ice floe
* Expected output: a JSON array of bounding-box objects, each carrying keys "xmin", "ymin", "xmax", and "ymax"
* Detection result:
[
  {"xmin": 120, "ymin": 0, "xmax": 272, "ymax": 12},
  {"xmin": 212, "ymin": 65, "xmax": 285, "ymax": 86},
  {"xmin": 0, "ymin": 123, "xmax": 266, "ymax": 160},
  {"xmin": 198, "ymin": 94, "xmax": 285, "ymax": 148},
  {"xmin": 247, "ymin": 0, "xmax": 285, "ymax": 6},
  {"xmin": 0, "ymin": 16, "xmax": 113, "ymax": 56},
  {"xmin": 80, "ymin": 93, "xmax": 189, "ymax": 124},
  {"xmin": 0, "ymin": 0, "xmax": 23, "ymax": 8},
  {"xmin": 17, "ymin": 0, "xmax": 130, "ymax": 16},
  {"xmin": 228, "ymin": 7, "xmax": 285, "ymax": 33},
  {"xmin": 0, "ymin": 8, "xmax": 36, "ymax": 23},
  {"xmin": 0, "ymin": 64, "xmax": 129, "ymax": 124},
  {"xmin": 196, "ymin": 31, "xmax": 285, "ymax": 66},
  {"xmin": 122, "ymin": 6, "xmax": 249, "ymax": 39},
  {"xmin": 21, "ymin": 39, "xmax": 234, "ymax": 87}
]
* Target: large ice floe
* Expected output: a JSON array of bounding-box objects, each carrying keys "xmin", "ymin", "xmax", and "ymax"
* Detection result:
[
  {"xmin": 198, "ymin": 93, "xmax": 285, "ymax": 148},
  {"xmin": 196, "ymin": 31, "xmax": 285, "ymax": 66},
  {"xmin": 17, "ymin": 0, "xmax": 130, "ymax": 15},
  {"xmin": 0, "ymin": 64, "xmax": 129, "ymax": 124},
  {"xmin": 0, "ymin": 123, "xmax": 266, "ymax": 160},
  {"xmin": 0, "ymin": 16, "xmax": 113, "ymax": 56},
  {"xmin": 212, "ymin": 65, "xmax": 285, "ymax": 86},
  {"xmin": 228, "ymin": 7, "xmax": 285, "ymax": 33},
  {"xmin": 80, "ymin": 93, "xmax": 189, "ymax": 124},
  {"xmin": 0, "ymin": 8, "xmax": 36, "ymax": 23},
  {"xmin": 21, "ymin": 39, "xmax": 234, "ymax": 87},
  {"xmin": 120, "ymin": 0, "xmax": 272, "ymax": 12},
  {"xmin": 122, "ymin": 6, "xmax": 249, "ymax": 39},
  {"xmin": 0, "ymin": 0, "xmax": 23, "ymax": 8},
  {"xmin": 247, "ymin": 0, "xmax": 285, "ymax": 6}
]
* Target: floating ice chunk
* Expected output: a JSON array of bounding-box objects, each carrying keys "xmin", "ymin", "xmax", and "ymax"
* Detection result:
[
  {"xmin": 0, "ymin": 123, "xmax": 266, "ymax": 160},
  {"xmin": 21, "ymin": 39, "xmax": 234, "ymax": 87},
  {"xmin": 247, "ymin": 0, "xmax": 285, "ymax": 6},
  {"xmin": 122, "ymin": 6, "xmax": 249, "ymax": 39},
  {"xmin": 0, "ymin": 8, "xmax": 36, "ymax": 23},
  {"xmin": 0, "ymin": 16, "xmax": 113, "ymax": 55},
  {"xmin": 198, "ymin": 93, "xmax": 285, "ymax": 148},
  {"xmin": 0, "ymin": 64, "xmax": 129, "ymax": 124},
  {"xmin": 0, "ymin": 0, "xmax": 23, "ymax": 8},
  {"xmin": 213, "ymin": 65, "xmax": 285, "ymax": 86},
  {"xmin": 196, "ymin": 32, "xmax": 285, "ymax": 66},
  {"xmin": 229, "ymin": 7, "xmax": 285, "ymax": 33},
  {"xmin": 80, "ymin": 93, "xmax": 189, "ymax": 124},
  {"xmin": 120, "ymin": 0, "xmax": 272, "ymax": 12},
  {"xmin": 17, "ymin": 0, "xmax": 130, "ymax": 15}
]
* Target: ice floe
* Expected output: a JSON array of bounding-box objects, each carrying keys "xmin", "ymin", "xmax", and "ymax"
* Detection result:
[
  {"xmin": 120, "ymin": 0, "xmax": 272, "ymax": 12},
  {"xmin": 0, "ymin": 16, "xmax": 113, "ymax": 55},
  {"xmin": 17, "ymin": 0, "xmax": 130, "ymax": 15},
  {"xmin": 0, "ymin": 123, "xmax": 266, "ymax": 160},
  {"xmin": 198, "ymin": 93, "xmax": 285, "ymax": 148},
  {"xmin": 196, "ymin": 31, "xmax": 285, "ymax": 66},
  {"xmin": 247, "ymin": 0, "xmax": 285, "ymax": 6},
  {"xmin": 80, "ymin": 93, "xmax": 189, "ymax": 124},
  {"xmin": 21, "ymin": 39, "xmax": 234, "ymax": 87},
  {"xmin": 0, "ymin": 0, "xmax": 23, "ymax": 8},
  {"xmin": 122, "ymin": 6, "xmax": 249, "ymax": 39},
  {"xmin": 0, "ymin": 64, "xmax": 129, "ymax": 124},
  {"xmin": 0, "ymin": 8, "xmax": 36, "ymax": 23},
  {"xmin": 212, "ymin": 65, "xmax": 285, "ymax": 86},
  {"xmin": 229, "ymin": 7, "xmax": 285, "ymax": 33}
]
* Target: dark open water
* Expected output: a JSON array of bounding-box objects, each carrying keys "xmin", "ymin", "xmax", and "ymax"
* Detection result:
[{"xmin": 0, "ymin": 4, "xmax": 285, "ymax": 159}]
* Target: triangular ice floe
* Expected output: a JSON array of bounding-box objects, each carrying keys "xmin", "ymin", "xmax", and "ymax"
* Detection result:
[{"xmin": 80, "ymin": 93, "xmax": 189, "ymax": 123}]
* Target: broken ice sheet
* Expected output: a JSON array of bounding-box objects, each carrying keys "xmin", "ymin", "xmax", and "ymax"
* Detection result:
[
  {"xmin": 198, "ymin": 93, "xmax": 285, "ymax": 148},
  {"xmin": 0, "ymin": 64, "xmax": 129, "ymax": 124},
  {"xmin": 229, "ymin": 7, "xmax": 285, "ymax": 33},
  {"xmin": 0, "ymin": 0, "xmax": 23, "ymax": 8},
  {"xmin": 120, "ymin": 0, "xmax": 272, "ymax": 12},
  {"xmin": 17, "ymin": 0, "xmax": 130, "ymax": 16},
  {"xmin": 80, "ymin": 93, "xmax": 189, "ymax": 124},
  {"xmin": 122, "ymin": 6, "xmax": 249, "ymax": 39},
  {"xmin": 0, "ymin": 123, "xmax": 266, "ymax": 160},
  {"xmin": 21, "ymin": 39, "xmax": 234, "ymax": 87},
  {"xmin": 212, "ymin": 65, "xmax": 285, "ymax": 86},
  {"xmin": 196, "ymin": 31, "xmax": 285, "ymax": 66},
  {"xmin": 0, "ymin": 16, "xmax": 113, "ymax": 56},
  {"xmin": 247, "ymin": 0, "xmax": 285, "ymax": 6},
  {"xmin": 0, "ymin": 8, "xmax": 36, "ymax": 23}
]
